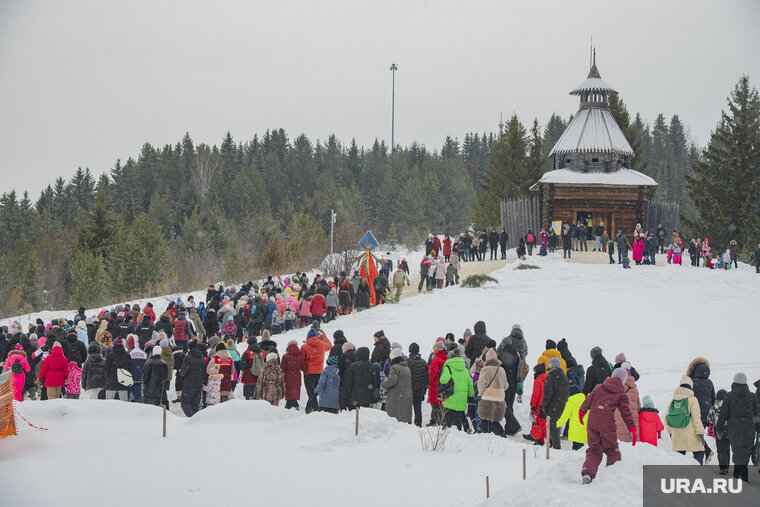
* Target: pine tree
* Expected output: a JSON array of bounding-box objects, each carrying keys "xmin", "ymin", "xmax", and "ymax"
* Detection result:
[
  {"xmin": 527, "ymin": 119, "xmax": 545, "ymax": 183},
  {"xmin": 77, "ymin": 189, "xmax": 121, "ymax": 259},
  {"xmin": 441, "ymin": 136, "xmax": 459, "ymax": 159},
  {"xmin": 685, "ymin": 75, "xmax": 760, "ymax": 257},
  {"xmin": 608, "ymin": 92, "xmax": 648, "ymax": 175},
  {"xmin": 542, "ymin": 113, "xmax": 568, "ymax": 170},
  {"xmin": 474, "ymin": 115, "xmax": 528, "ymax": 227},
  {"xmin": 109, "ymin": 214, "xmax": 168, "ymax": 298},
  {"xmin": 69, "ymin": 250, "xmax": 107, "ymax": 308}
]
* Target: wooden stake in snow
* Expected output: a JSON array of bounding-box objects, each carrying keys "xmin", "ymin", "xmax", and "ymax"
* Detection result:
[
  {"xmin": 162, "ymin": 406, "xmax": 166, "ymax": 438},
  {"xmin": 522, "ymin": 448, "xmax": 526, "ymax": 480},
  {"xmin": 545, "ymin": 416, "xmax": 550, "ymax": 459},
  {"xmin": 355, "ymin": 407, "xmax": 359, "ymax": 437},
  {"xmin": 486, "ymin": 476, "xmax": 490, "ymax": 499}
]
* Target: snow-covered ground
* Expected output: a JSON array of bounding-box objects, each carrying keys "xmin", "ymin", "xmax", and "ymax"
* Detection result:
[{"xmin": 2, "ymin": 253, "xmax": 759, "ymax": 506}]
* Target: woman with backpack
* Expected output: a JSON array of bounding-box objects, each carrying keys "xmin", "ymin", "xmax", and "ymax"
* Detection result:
[
  {"xmin": 3, "ymin": 344, "xmax": 31, "ymax": 401},
  {"xmin": 664, "ymin": 375, "xmax": 706, "ymax": 464}
]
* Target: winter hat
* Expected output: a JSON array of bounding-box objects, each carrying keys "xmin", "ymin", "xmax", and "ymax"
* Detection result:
[
  {"xmin": 545, "ymin": 339, "xmax": 556, "ymax": 350},
  {"xmin": 615, "ymin": 353, "xmax": 627, "ymax": 364},
  {"xmin": 391, "ymin": 341, "xmax": 402, "ymax": 350},
  {"xmin": 307, "ymin": 329, "xmax": 318, "ymax": 338},
  {"xmin": 590, "ymin": 346, "xmax": 603, "ymax": 359},
  {"xmin": 14, "ymin": 343, "xmax": 23, "ymax": 351},
  {"xmin": 611, "ymin": 368, "xmax": 628, "ymax": 383},
  {"xmin": 448, "ymin": 346, "xmax": 461, "ymax": 358},
  {"xmin": 216, "ymin": 342, "xmax": 227, "ymax": 352},
  {"xmin": 548, "ymin": 357, "xmax": 561, "ymax": 369},
  {"xmin": 53, "ymin": 341, "xmax": 62, "ymax": 349},
  {"xmin": 373, "ymin": 330, "xmax": 385, "ymax": 339},
  {"xmin": 77, "ymin": 320, "xmax": 86, "ymax": 330},
  {"xmin": 463, "ymin": 329, "xmax": 473, "ymax": 340},
  {"xmin": 408, "ymin": 342, "xmax": 420, "ymax": 355},
  {"xmin": 716, "ymin": 389, "xmax": 727, "ymax": 400},
  {"xmin": 642, "ymin": 395, "xmax": 655, "ymax": 409},
  {"xmin": 533, "ymin": 363, "xmax": 546, "ymax": 375},
  {"xmin": 473, "ymin": 321, "xmax": 486, "ymax": 335},
  {"xmin": 485, "ymin": 348, "xmax": 498, "ymax": 363},
  {"xmin": 511, "ymin": 323, "xmax": 522, "ymax": 333},
  {"xmin": 568, "ymin": 385, "xmax": 580, "ymax": 396},
  {"xmin": 326, "ymin": 355, "xmax": 339, "ymax": 365},
  {"xmin": 432, "ymin": 341, "xmax": 445, "ymax": 352},
  {"xmin": 310, "ymin": 320, "xmax": 321, "ymax": 330},
  {"xmin": 566, "ymin": 357, "xmax": 577, "ymax": 368},
  {"xmin": 266, "ymin": 353, "xmax": 278, "ymax": 362},
  {"xmin": 159, "ymin": 339, "xmax": 169, "ymax": 348},
  {"xmin": 389, "ymin": 348, "xmax": 403, "ymax": 360},
  {"xmin": 188, "ymin": 340, "xmax": 198, "ymax": 350},
  {"xmin": 679, "ymin": 375, "xmax": 694, "ymax": 388},
  {"xmin": 126, "ymin": 335, "xmax": 135, "ymax": 351},
  {"xmin": 332, "ymin": 330, "xmax": 346, "ymax": 343},
  {"xmin": 152, "ymin": 346, "xmax": 162, "ymax": 357},
  {"xmin": 621, "ymin": 361, "xmax": 631, "ymax": 373},
  {"xmin": 733, "ymin": 372, "xmax": 747, "ymax": 385},
  {"xmin": 342, "ymin": 342, "xmax": 355, "ymax": 354},
  {"xmin": 445, "ymin": 333, "xmax": 455, "ymax": 342}
]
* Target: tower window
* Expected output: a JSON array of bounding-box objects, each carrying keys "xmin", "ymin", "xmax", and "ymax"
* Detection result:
[
  {"xmin": 592, "ymin": 157, "xmax": 599, "ymax": 162},
  {"xmin": 565, "ymin": 158, "xmax": 571, "ymax": 163}
]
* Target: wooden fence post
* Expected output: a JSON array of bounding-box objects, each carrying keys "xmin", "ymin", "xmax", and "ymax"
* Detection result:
[
  {"xmin": 522, "ymin": 448, "xmax": 526, "ymax": 480},
  {"xmin": 162, "ymin": 406, "xmax": 166, "ymax": 438},
  {"xmin": 486, "ymin": 476, "xmax": 490, "ymax": 499},
  {"xmin": 355, "ymin": 407, "xmax": 359, "ymax": 437}
]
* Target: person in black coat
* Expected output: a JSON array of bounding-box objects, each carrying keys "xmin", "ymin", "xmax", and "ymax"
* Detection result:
[
  {"xmin": 406, "ymin": 343, "xmax": 429, "ymax": 427},
  {"xmin": 464, "ymin": 321, "xmax": 489, "ymax": 364},
  {"xmin": 373, "ymin": 274, "xmax": 389, "ymax": 304},
  {"xmin": 344, "ymin": 347, "xmax": 379, "ymax": 409},
  {"xmin": 754, "ymin": 240, "xmax": 760, "ymax": 273},
  {"xmin": 370, "ymin": 331, "xmax": 391, "ymax": 365},
  {"xmin": 582, "ymin": 347, "xmax": 611, "ymax": 395},
  {"xmin": 155, "ymin": 314, "xmax": 173, "ymax": 338},
  {"xmin": 179, "ymin": 341, "xmax": 206, "ymax": 417},
  {"xmin": 142, "ymin": 346, "xmax": 169, "ymax": 406},
  {"xmin": 499, "ymin": 229, "xmax": 508, "ymax": 259},
  {"xmin": 716, "ymin": 373, "xmax": 760, "ymax": 483},
  {"xmin": 104, "ymin": 340, "xmax": 132, "ymax": 400},
  {"xmin": 136, "ymin": 316, "xmax": 155, "ymax": 350},
  {"xmin": 60, "ymin": 332, "xmax": 82, "ymax": 367},
  {"xmin": 488, "ymin": 228, "xmax": 499, "ymax": 260},
  {"xmin": 686, "ymin": 357, "xmax": 716, "ymax": 460},
  {"xmin": 542, "ymin": 357, "xmax": 570, "ymax": 449}
]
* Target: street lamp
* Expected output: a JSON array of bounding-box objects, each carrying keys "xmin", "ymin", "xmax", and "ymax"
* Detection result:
[{"xmin": 390, "ymin": 63, "xmax": 397, "ymax": 151}]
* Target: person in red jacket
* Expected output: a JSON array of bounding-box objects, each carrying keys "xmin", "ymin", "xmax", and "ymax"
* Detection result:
[
  {"xmin": 173, "ymin": 313, "xmax": 193, "ymax": 353},
  {"xmin": 527, "ymin": 363, "xmax": 547, "ymax": 445},
  {"xmin": 427, "ymin": 340, "xmax": 448, "ymax": 425},
  {"xmin": 300, "ymin": 321, "xmax": 331, "ymax": 413},
  {"xmin": 310, "ymin": 293, "xmax": 326, "ymax": 323},
  {"xmin": 39, "ymin": 341, "xmax": 69, "ymax": 399},
  {"xmin": 239, "ymin": 337, "xmax": 266, "ymax": 400},
  {"xmin": 638, "ymin": 395, "xmax": 664, "ymax": 446},
  {"xmin": 442, "ymin": 235, "xmax": 452, "ymax": 262},
  {"xmin": 143, "ymin": 303, "xmax": 156, "ymax": 325},
  {"xmin": 433, "ymin": 235, "xmax": 442, "ymax": 256},
  {"xmin": 281, "ymin": 340, "xmax": 305, "ymax": 410},
  {"xmin": 579, "ymin": 368, "xmax": 637, "ymax": 484}
]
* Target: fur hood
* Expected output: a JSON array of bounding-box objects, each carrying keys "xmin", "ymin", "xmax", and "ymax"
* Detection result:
[
  {"xmin": 8, "ymin": 349, "xmax": 27, "ymax": 358},
  {"xmin": 686, "ymin": 357, "xmax": 710, "ymax": 377}
]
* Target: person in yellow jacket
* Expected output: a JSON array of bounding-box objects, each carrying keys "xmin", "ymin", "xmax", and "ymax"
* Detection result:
[
  {"xmin": 537, "ymin": 340, "xmax": 567, "ymax": 373},
  {"xmin": 556, "ymin": 384, "xmax": 588, "ymax": 450}
]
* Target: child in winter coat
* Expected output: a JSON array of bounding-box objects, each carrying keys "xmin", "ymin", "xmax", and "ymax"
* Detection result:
[
  {"xmin": 556, "ymin": 385, "xmax": 587, "ymax": 450},
  {"xmin": 638, "ymin": 395, "xmax": 664, "ymax": 447},
  {"xmin": 255, "ymin": 353, "xmax": 285, "ymax": 406},
  {"xmin": 315, "ymin": 355, "xmax": 340, "ymax": 413},
  {"xmin": 579, "ymin": 368, "xmax": 636, "ymax": 484},
  {"xmin": 64, "ymin": 361, "xmax": 82, "ymax": 399},
  {"xmin": 707, "ymin": 389, "xmax": 729, "ymax": 474},
  {"xmin": 528, "ymin": 363, "xmax": 547, "ymax": 445},
  {"xmin": 3, "ymin": 344, "xmax": 31, "ymax": 402}
]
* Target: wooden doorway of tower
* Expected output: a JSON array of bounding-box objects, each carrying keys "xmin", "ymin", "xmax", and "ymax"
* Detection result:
[{"xmin": 573, "ymin": 210, "xmax": 615, "ymax": 240}]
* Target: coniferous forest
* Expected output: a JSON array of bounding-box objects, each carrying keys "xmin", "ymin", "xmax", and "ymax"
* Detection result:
[{"xmin": 0, "ymin": 76, "xmax": 757, "ymax": 318}]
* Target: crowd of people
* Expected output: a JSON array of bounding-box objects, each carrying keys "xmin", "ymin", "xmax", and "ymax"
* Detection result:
[{"xmin": 2, "ymin": 303, "xmax": 758, "ymax": 484}]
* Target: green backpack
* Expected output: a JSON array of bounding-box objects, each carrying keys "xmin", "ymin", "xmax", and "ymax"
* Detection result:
[{"xmin": 666, "ymin": 398, "xmax": 692, "ymax": 428}]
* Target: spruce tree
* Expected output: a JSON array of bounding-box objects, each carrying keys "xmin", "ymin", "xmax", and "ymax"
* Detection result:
[{"xmin": 685, "ymin": 75, "xmax": 760, "ymax": 257}]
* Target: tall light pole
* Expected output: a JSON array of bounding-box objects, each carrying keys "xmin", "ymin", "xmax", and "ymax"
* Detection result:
[{"xmin": 390, "ymin": 63, "xmax": 397, "ymax": 151}]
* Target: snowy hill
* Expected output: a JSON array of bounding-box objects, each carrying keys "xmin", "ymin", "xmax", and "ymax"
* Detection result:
[{"xmin": 2, "ymin": 252, "xmax": 759, "ymax": 506}]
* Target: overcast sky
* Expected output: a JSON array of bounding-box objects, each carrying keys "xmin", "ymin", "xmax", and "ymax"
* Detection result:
[{"xmin": 1, "ymin": 0, "xmax": 758, "ymax": 198}]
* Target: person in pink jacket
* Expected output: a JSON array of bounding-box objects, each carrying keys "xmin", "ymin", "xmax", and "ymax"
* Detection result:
[
  {"xmin": 3, "ymin": 344, "xmax": 31, "ymax": 401},
  {"xmin": 434, "ymin": 259, "xmax": 446, "ymax": 289},
  {"xmin": 632, "ymin": 236, "xmax": 645, "ymax": 265}
]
